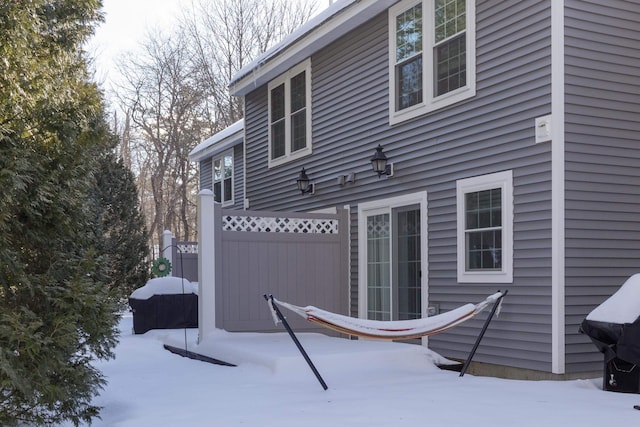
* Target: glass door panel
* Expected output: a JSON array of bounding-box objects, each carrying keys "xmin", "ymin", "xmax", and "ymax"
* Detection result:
[
  {"xmin": 366, "ymin": 205, "xmax": 422, "ymax": 322},
  {"xmin": 394, "ymin": 206, "xmax": 421, "ymax": 321},
  {"xmin": 366, "ymin": 213, "xmax": 390, "ymax": 320}
]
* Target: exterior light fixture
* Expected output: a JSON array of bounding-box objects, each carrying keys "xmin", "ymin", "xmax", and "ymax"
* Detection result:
[
  {"xmin": 296, "ymin": 167, "xmax": 315, "ymax": 194},
  {"xmin": 370, "ymin": 144, "xmax": 394, "ymax": 178}
]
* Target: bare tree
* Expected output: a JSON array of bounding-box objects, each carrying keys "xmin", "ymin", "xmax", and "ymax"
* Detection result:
[
  {"xmin": 181, "ymin": 0, "xmax": 318, "ymax": 127},
  {"xmin": 116, "ymin": 29, "xmax": 210, "ymax": 245},
  {"xmin": 111, "ymin": 110, "xmax": 132, "ymax": 170},
  {"xmin": 113, "ymin": 0, "xmax": 319, "ymax": 251}
]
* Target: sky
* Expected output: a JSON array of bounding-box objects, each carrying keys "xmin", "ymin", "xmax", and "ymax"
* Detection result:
[
  {"xmin": 58, "ymin": 312, "xmax": 640, "ymax": 427},
  {"xmin": 87, "ymin": 0, "xmax": 193, "ymax": 86}
]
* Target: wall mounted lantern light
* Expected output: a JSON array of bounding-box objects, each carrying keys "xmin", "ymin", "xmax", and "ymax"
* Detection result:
[
  {"xmin": 370, "ymin": 144, "xmax": 394, "ymax": 178},
  {"xmin": 296, "ymin": 167, "xmax": 315, "ymax": 194}
]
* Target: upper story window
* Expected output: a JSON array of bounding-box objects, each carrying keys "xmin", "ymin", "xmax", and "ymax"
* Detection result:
[
  {"xmin": 456, "ymin": 170, "xmax": 513, "ymax": 283},
  {"xmin": 268, "ymin": 59, "xmax": 312, "ymax": 167},
  {"xmin": 389, "ymin": 0, "xmax": 475, "ymax": 124},
  {"xmin": 213, "ymin": 151, "xmax": 234, "ymax": 206}
]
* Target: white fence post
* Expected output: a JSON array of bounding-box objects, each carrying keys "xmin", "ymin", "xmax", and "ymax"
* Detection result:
[
  {"xmin": 198, "ymin": 190, "xmax": 216, "ymax": 342},
  {"xmin": 162, "ymin": 229, "xmax": 173, "ymax": 271}
]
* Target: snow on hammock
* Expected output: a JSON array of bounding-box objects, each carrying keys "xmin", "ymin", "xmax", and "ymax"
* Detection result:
[{"xmin": 266, "ymin": 292, "xmax": 505, "ymax": 341}]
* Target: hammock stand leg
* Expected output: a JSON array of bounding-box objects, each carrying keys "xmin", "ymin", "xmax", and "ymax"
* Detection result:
[
  {"xmin": 459, "ymin": 290, "xmax": 508, "ymax": 377},
  {"xmin": 264, "ymin": 294, "xmax": 328, "ymax": 391}
]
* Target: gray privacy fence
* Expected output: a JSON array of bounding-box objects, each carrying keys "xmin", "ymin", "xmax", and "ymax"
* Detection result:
[
  {"xmin": 161, "ymin": 231, "xmax": 199, "ymax": 283},
  {"xmin": 197, "ymin": 190, "xmax": 349, "ymax": 339}
]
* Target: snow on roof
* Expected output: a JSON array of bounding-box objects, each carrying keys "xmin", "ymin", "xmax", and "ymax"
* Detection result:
[
  {"xmin": 229, "ymin": 0, "xmax": 397, "ymax": 96},
  {"xmin": 130, "ymin": 277, "xmax": 198, "ymax": 300},
  {"xmin": 188, "ymin": 119, "xmax": 244, "ymax": 162},
  {"xmin": 586, "ymin": 273, "xmax": 640, "ymax": 324}
]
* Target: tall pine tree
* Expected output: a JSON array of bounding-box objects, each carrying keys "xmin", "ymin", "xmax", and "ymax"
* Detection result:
[
  {"xmin": 94, "ymin": 137, "xmax": 150, "ymax": 306},
  {"xmin": 0, "ymin": 1, "xmax": 145, "ymax": 425}
]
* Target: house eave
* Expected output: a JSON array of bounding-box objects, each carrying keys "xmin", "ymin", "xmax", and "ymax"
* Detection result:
[
  {"xmin": 189, "ymin": 119, "xmax": 244, "ymax": 163},
  {"xmin": 229, "ymin": 0, "xmax": 398, "ymax": 97}
]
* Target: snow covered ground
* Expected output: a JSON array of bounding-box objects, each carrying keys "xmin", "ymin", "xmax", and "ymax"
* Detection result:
[{"xmin": 69, "ymin": 314, "xmax": 640, "ymax": 427}]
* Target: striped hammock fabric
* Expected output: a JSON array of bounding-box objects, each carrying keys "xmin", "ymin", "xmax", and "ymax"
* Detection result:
[{"xmin": 267, "ymin": 292, "xmax": 505, "ymax": 341}]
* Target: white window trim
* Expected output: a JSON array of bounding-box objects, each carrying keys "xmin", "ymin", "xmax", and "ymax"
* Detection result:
[
  {"xmin": 388, "ymin": 0, "xmax": 476, "ymax": 125},
  {"xmin": 267, "ymin": 59, "xmax": 312, "ymax": 168},
  {"xmin": 456, "ymin": 170, "xmax": 513, "ymax": 283},
  {"xmin": 212, "ymin": 150, "xmax": 234, "ymax": 207}
]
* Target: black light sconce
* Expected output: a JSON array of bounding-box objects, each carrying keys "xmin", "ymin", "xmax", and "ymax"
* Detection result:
[
  {"xmin": 296, "ymin": 167, "xmax": 315, "ymax": 194},
  {"xmin": 370, "ymin": 144, "xmax": 394, "ymax": 178}
]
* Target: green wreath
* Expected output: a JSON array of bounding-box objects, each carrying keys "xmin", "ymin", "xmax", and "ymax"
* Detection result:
[{"xmin": 152, "ymin": 257, "xmax": 172, "ymax": 277}]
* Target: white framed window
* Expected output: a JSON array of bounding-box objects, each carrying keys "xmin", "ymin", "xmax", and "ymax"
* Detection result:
[
  {"xmin": 213, "ymin": 150, "xmax": 234, "ymax": 206},
  {"xmin": 389, "ymin": 0, "xmax": 476, "ymax": 124},
  {"xmin": 456, "ymin": 170, "xmax": 513, "ymax": 283},
  {"xmin": 268, "ymin": 59, "xmax": 312, "ymax": 167}
]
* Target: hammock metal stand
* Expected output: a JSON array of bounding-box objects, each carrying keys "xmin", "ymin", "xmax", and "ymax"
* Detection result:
[
  {"xmin": 263, "ymin": 294, "xmax": 328, "ymax": 390},
  {"xmin": 459, "ymin": 289, "xmax": 508, "ymax": 376},
  {"xmin": 264, "ymin": 290, "xmax": 507, "ymax": 390}
]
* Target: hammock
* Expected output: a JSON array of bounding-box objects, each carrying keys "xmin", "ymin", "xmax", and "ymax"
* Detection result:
[{"xmin": 266, "ymin": 291, "xmax": 506, "ymax": 341}]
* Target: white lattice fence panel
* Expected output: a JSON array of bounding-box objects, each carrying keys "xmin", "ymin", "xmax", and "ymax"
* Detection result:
[
  {"xmin": 177, "ymin": 243, "xmax": 198, "ymax": 254},
  {"xmin": 223, "ymin": 215, "xmax": 338, "ymax": 234}
]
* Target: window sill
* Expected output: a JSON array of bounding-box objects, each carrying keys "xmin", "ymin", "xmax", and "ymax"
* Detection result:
[
  {"xmin": 457, "ymin": 270, "xmax": 513, "ymax": 284},
  {"xmin": 268, "ymin": 147, "xmax": 312, "ymax": 168},
  {"xmin": 389, "ymin": 86, "xmax": 475, "ymax": 125}
]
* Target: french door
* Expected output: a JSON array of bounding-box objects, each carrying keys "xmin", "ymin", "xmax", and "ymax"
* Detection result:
[{"xmin": 359, "ymin": 193, "xmax": 427, "ymax": 324}]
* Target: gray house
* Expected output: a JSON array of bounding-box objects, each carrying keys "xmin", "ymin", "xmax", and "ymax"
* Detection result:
[
  {"xmin": 193, "ymin": 0, "xmax": 640, "ymax": 379},
  {"xmin": 189, "ymin": 119, "xmax": 245, "ymax": 210}
]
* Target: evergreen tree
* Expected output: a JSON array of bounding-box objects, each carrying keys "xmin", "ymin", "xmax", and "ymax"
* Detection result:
[
  {"xmin": 0, "ymin": 1, "xmax": 126, "ymax": 425},
  {"xmin": 94, "ymin": 137, "xmax": 150, "ymax": 306}
]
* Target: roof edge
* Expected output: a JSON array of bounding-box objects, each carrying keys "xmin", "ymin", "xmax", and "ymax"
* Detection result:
[
  {"xmin": 229, "ymin": 0, "xmax": 397, "ymax": 97},
  {"xmin": 189, "ymin": 119, "xmax": 244, "ymax": 162}
]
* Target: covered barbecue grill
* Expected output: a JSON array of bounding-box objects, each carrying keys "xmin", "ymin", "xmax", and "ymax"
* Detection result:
[
  {"xmin": 580, "ymin": 274, "xmax": 640, "ymax": 393},
  {"xmin": 129, "ymin": 277, "xmax": 198, "ymax": 334}
]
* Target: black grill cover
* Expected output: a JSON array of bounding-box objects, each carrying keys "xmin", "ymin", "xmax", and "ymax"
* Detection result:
[
  {"xmin": 580, "ymin": 317, "xmax": 640, "ymax": 366},
  {"xmin": 579, "ymin": 274, "xmax": 640, "ymax": 366},
  {"xmin": 129, "ymin": 294, "xmax": 198, "ymax": 334}
]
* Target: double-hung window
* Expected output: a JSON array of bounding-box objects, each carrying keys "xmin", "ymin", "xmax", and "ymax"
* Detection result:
[
  {"xmin": 268, "ymin": 59, "xmax": 312, "ymax": 167},
  {"xmin": 213, "ymin": 151, "xmax": 234, "ymax": 206},
  {"xmin": 389, "ymin": 0, "xmax": 475, "ymax": 124},
  {"xmin": 456, "ymin": 171, "xmax": 513, "ymax": 283}
]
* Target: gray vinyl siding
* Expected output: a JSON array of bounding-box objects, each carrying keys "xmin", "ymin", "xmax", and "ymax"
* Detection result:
[
  {"xmin": 564, "ymin": 0, "xmax": 640, "ymax": 373},
  {"xmin": 200, "ymin": 158, "xmax": 212, "ymax": 190},
  {"xmin": 425, "ymin": 0, "xmax": 553, "ymax": 372},
  {"xmin": 243, "ymin": 1, "xmax": 555, "ymax": 372},
  {"xmin": 232, "ymin": 144, "xmax": 245, "ymax": 208}
]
